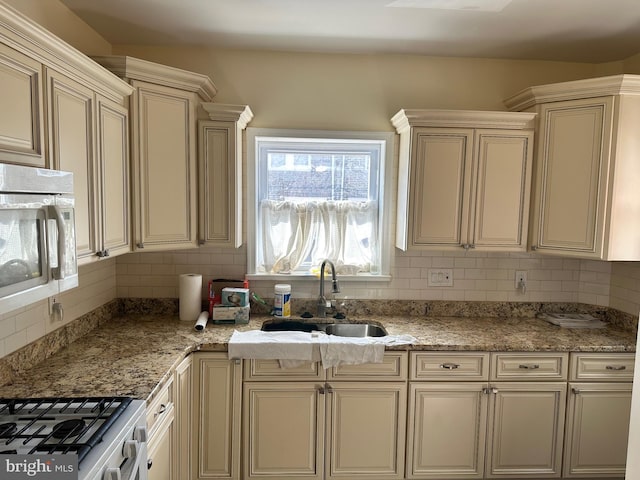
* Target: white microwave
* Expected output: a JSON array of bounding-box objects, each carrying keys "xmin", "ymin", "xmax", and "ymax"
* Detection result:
[{"xmin": 0, "ymin": 164, "xmax": 78, "ymax": 314}]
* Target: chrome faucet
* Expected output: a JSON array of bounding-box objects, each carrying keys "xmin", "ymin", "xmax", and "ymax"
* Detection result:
[{"xmin": 317, "ymin": 259, "xmax": 340, "ymax": 318}]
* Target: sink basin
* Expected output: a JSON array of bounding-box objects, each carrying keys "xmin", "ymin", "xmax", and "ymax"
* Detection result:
[
  {"xmin": 261, "ymin": 319, "xmax": 387, "ymax": 337},
  {"xmin": 323, "ymin": 323, "xmax": 387, "ymax": 337}
]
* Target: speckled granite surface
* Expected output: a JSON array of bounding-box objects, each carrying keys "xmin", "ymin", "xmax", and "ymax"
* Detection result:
[{"xmin": 0, "ymin": 305, "xmax": 635, "ymax": 404}]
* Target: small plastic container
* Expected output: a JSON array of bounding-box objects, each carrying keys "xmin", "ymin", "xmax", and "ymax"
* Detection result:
[{"xmin": 273, "ymin": 284, "xmax": 291, "ymax": 318}]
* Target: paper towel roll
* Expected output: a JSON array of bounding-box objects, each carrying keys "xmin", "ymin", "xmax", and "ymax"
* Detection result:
[
  {"xmin": 194, "ymin": 311, "xmax": 209, "ymax": 331},
  {"xmin": 179, "ymin": 273, "xmax": 202, "ymax": 321}
]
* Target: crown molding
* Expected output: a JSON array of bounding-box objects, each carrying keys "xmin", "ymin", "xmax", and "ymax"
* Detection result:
[
  {"xmin": 92, "ymin": 55, "xmax": 218, "ymax": 101},
  {"xmin": 0, "ymin": 2, "xmax": 133, "ymax": 101},
  {"xmin": 201, "ymin": 103, "xmax": 253, "ymax": 129},
  {"xmin": 391, "ymin": 109, "xmax": 536, "ymax": 133},
  {"xmin": 504, "ymin": 74, "xmax": 640, "ymax": 111}
]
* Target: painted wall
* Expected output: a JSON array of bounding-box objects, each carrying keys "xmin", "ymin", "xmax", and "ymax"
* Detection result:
[{"xmin": 3, "ymin": 0, "xmax": 111, "ymax": 56}]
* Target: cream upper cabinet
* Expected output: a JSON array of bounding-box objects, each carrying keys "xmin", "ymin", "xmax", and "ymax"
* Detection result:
[
  {"xmin": 193, "ymin": 353, "xmax": 242, "ymax": 480},
  {"xmin": 47, "ymin": 68, "xmax": 131, "ymax": 263},
  {"xmin": 199, "ymin": 103, "xmax": 253, "ymax": 248},
  {"xmin": 564, "ymin": 353, "xmax": 634, "ymax": 478},
  {"xmin": 392, "ymin": 110, "xmax": 535, "ymax": 251},
  {"xmin": 93, "ymin": 56, "xmax": 218, "ymax": 252},
  {"xmin": 0, "ymin": 43, "xmax": 45, "ymax": 167},
  {"xmin": 505, "ymin": 74, "xmax": 640, "ymax": 260}
]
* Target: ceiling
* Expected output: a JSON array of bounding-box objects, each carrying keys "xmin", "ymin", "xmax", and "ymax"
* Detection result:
[{"xmin": 59, "ymin": 0, "xmax": 640, "ymax": 63}]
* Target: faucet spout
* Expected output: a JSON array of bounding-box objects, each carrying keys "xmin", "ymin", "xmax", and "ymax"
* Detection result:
[{"xmin": 317, "ymin": 259, "xmax": 340, "ymax": 317}]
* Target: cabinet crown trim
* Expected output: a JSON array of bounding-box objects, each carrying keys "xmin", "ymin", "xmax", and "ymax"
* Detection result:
[
  {"xmin": 92, "ymin": 55, "xmax": 218, "ymax": 101},
  {"xmin": 504, "ymin": 74, "xmax": 640, "ymax": 111},
  {"xmin": 391, "ymin": 108, "xmax": 536, "ymax": 132},
  {"xmin": 0, "ymin": 3, "xmax": 133, "ymax": 100},
  {"xmin": 201, "ymin": 103, "xmax": 254, "ymax": 128}
]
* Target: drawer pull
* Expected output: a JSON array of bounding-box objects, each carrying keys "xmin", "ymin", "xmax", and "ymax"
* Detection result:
[
  {"xmin": 518, "ymin": 364, "xmax": 540, "ymax": 370},
  {"xmin": 154, "ymin": 403, "xmax": 166, "ymax": 418},
  {"xmin": 440, "ymin": 363, "xmax": 460, "ymax": 370},
  {"xmin": 572, "ymin": 387, "xmax": 581, "ymax": 395},
  {"xmin": 606, "ymin": 365, "xmax": 626, "ymax": 371},
  {"xmin": 483, "ymin": 387, "xmax": 498, "ymax": 394}
]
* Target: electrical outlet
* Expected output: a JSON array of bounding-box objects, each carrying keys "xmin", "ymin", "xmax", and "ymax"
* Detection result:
[
  {"xmin": 515, "ymin": 270, "xmax": 527, "ymax": 289},
  {"xmin": 427, "ymin": 269, "xmax": 453, "ymax": 287}
]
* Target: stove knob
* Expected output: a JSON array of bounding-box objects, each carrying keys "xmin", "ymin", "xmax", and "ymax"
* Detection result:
[
  {"xmin": 122, "ymin": 439, "xmax": 139, "ymax": 459},
  {"xmin": 103, "ymin": 468, "xmax": 122, "ymax": 480}
]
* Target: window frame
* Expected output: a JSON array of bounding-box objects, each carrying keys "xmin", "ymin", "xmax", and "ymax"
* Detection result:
[{"xmin": 246, "ymin": 128, "xmax": 394, "ymax": 281}]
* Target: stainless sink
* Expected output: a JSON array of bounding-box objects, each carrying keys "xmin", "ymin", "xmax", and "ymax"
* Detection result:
[{"xmin": 261, "ymin": 319, "xmax": 387, "ymax": 337}]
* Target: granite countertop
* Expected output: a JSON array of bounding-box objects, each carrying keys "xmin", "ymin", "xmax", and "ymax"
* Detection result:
[{"xmin": 0, "ymin": 313, "xmax": 634, "ymax": 403}]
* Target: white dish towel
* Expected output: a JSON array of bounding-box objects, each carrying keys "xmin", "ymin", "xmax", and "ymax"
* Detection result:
[{"xmin": 319, "ymin": 334, "xmax": 417, "ymax": 369}]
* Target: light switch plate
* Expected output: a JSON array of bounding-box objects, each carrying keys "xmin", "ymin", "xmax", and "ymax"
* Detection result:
[{"xmin": 427, "ymin": 268, "xmax": 453, "ymax": 287}]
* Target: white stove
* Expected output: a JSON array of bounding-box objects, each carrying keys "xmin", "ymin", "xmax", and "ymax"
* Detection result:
[{"xmin": 0, "ymin": 397, "xmax": 147, "ymax": 480}]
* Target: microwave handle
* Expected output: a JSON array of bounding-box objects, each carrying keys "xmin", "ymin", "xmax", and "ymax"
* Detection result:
[{"xmin": 47, "ymin": 205, "xmax": 66, "ymax": 280}]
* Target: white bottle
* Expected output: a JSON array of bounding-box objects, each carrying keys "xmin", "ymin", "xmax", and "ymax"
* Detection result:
[{"xmin": 273, "ymin": 284, "xmax": 291, "ymax": 318}]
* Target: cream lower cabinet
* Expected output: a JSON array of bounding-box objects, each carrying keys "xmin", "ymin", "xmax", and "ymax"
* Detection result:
[
  {"xmin": 408, "ymin": 352, "xmax": 567, "ymax": 479},
  {"xmin": 505, "ymin": 75, "xmax": 640, "ymax": 260},
  {"xmin": 243, "ymin": 354, "xmax": 407, "ymax": 480},
  {"xmin": 193, "ymin": 353, "xmax": 242, "ymax": 480},
  {"xmin": 147, "ymin": 376, "xmax": 176, "ymax": 480},
  {"xmin": 563, "ymin": 353, "xmax": 635, "ymax": 478},
  {"xmin": 175, "ymin": 355, "xmax": 193, "ymax": 480},
  {"xmin": 391, "ymin": 110, "xmax": 535, "ymax": 252}
]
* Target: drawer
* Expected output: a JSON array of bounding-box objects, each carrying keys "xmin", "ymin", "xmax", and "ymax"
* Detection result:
[
  {"xmin": 327, "ymin": 352, "xmax": 408, "ymax": 380},
  {"xmin": 244, "ymin": 359, "xmax": 326, "ymax": 381},
  {"xmin": 410, "ymin": 352, "xmax": 489, "ymax": 381},
  {"xmin": 491, "ymin": 353, "xmax": 568, "ymax": 381},
  {"xmin": 570, "ymin": 353, "xmax": 635, "ymax": 381},
  {"xmin": 146, "ymin": 376, "xmax": 174, "ymax": 433}
]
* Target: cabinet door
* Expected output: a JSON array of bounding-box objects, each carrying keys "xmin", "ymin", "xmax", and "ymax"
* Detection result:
[
  {"xmin": 243, "ymin": 382, "xmax": 324, "ymax": 480},
  {"xmin": 564, "ymin": 383, "xmax": 632, "ymax": 478},
  {"xmin": 147, "ymin": 402, "xmax": 175, "ymax": 480},
  {"xmin": 131, "ymin": 79, "xmax": 197, "ymax": 250},
  {"xmin": 46, "ymin": 69, "xmax": 98, "ymax": 262},
  {"xmin": 407, "ymin": 383, "xmax": 487, "ymax": 479},
  {"xmin": 96, "ymin": 95, "xmax": 130, "ymax": 258},
  {"xmin": 410, "ymin": 128, "xmax": 473, "ymax": 248},
  {"xmin": 0, "ymin": 43, "xmax": 45, "ymax": 167},
  {"xmin": 175, "ymin": 355, "xmax": 192, "ymax": 480},
  {"xmin": 486, "ymin": 382, "xmax": 566, "ymax": 478},
  {"xmin": 193, "ymin": 354, "xmax": 241, "ymax": 480},
  {"xmin": 471, "ymin": 130, "xmax": 533, "ymax": 250},
  {"xmin": 531, "ymin": 97, "xmax": 613, "ymax": 257},
  {"xmin": 199, "ymin": 120, "xmax": 241, "ymax": 247},
  {"xmin": 326, "ymin": 382, "xmax": 406, "ymax": 480}
]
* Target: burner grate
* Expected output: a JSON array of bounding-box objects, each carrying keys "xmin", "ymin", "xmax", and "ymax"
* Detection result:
[{"xmin": 0, "ymin": 396, "xmax": 132, "ymax": 464}]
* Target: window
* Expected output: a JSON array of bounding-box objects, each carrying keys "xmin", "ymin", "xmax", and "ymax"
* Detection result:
[{"xmin": 247, "ymin": 129, "xmax": 393, "ymax": 278}]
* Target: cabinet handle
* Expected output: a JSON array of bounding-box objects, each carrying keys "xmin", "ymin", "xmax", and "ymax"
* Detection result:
[
  {"xmin": 325, "ymin": 383, "xmax": 334, "ymax": 394},
  {"xmin": 531, "ymin": 245, "xmax": 538, "ymax": 251},
  {"xmin": 572, "ymin": 387, "xmax": 581, "ymax": 395},
  {"xmin": 483, "ymin": 387, "xmax": 498, "ymax": 394},
  {"xmin": 518, "ymin": 364, "xmax": 540, "ymax": 370},
  {"xmin": 318, "ymin": 386, "xmax": 325, "ymax": 395},
  {"xmin": 147, "ymin": 459, "xmax": 153, "ymax": 470},
  {"xmin": 440, "ymin": 363, "xmax": 460, "ymax": 370},
  {"xmin": 136, "ymin": 243, "xmax": 145, "ymax": 249},
  {"xmin": 606, "ymin": 365, "xmax": 626, "ymax": 371},
  {"xmin": 199, "ymin": 239, "xmax": 206, "ymax": 246},
  {"xmin": 154, "ymin": 403, "xmax": 166, "ymax": 418},
  {"xmin": 234, "ymin": 358, "xmax": 241, "ymax": 365}
]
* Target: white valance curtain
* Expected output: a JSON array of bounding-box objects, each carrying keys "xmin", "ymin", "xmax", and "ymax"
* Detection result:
[{"xmin": 260, "ymin": 199, "xmax": 378, "ymax": 275}]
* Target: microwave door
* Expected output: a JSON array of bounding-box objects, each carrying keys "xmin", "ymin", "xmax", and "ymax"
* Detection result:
[
  {"xmin": 0, "ymin": 207, "xmax": 56, "ymax": 313},
  {"xmin": 47, "ymin": 202, "xmax": 78, "ymax": 292}
]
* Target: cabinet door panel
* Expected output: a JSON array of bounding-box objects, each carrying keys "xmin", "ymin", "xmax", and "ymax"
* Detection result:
[
  {"xmin": 407, "ymin": 383, "xmax": 487, "ymax": 479},
  {"xmin": 47, "ymin": 69, "xmax": 97, "ymax": 262},
  {"xmin": 132, "ymin": 80, "xmax": 197, "ymax": 249},
  {"xmin": 243, "ymin": 382, "xmax": 324, "ymax": 480},
  {"xmin": 147, "ymin": 403, "xmax": 175, "ymax": 480},
  {"xmin": 534, "ymin": 98, "xmax": 612, "ymax": 256},
  {"xmin": 97, "ymin": 96, "xmax": 130, "ymax": 257},
  {"xmin": 473, "ymin": 131, "xmax": 532, "ymax": 249},
  {"xmin": 564, "ymin": 383, "xmax": 631, "ymax": 477},
  {"xmin": 175, "ymin": 356, "xmax": 192, "ymax": 480},
  {"xmin": 486, "ymin": 383, "xmax": 566, "ymax": 478},
  {"xmin": 194, "ymin": 354, "xmax": 241, "ymax": 479},
  {"xmin": 411, "ymin": 129, "xmax": 473, "ymax": 247},
  {"xmin": 0, "ymin": 44, "xmax": 45, "ymax": 166},
  {"xmin": 327, "ymin": 383, "xmax": 406, "ymax": 479}
]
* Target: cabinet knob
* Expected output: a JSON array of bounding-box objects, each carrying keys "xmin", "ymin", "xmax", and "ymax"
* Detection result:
[
  {"xmin": 136, "ymin": 243, "xmax": 145, "ymax": 249},
  {"xmin": 531, "ymin": 245, "xmax": 538, "ymax": 251},
  {"xmin": 199, "ymin": 239, "xmax": 206, "ymax": 246}
]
